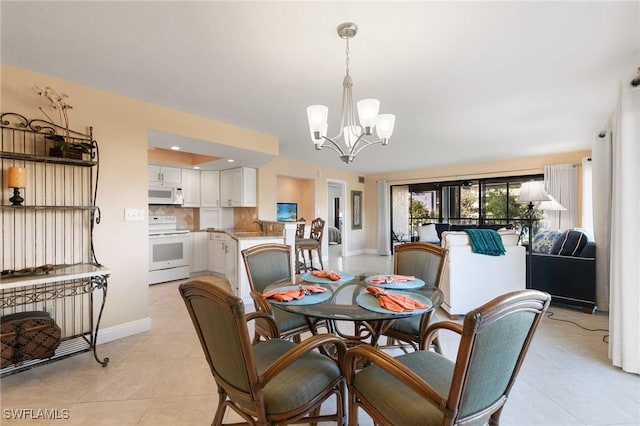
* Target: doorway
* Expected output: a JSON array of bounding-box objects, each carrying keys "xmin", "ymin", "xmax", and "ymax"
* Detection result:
[{"xmin": 327, "ymin": 180, "xmax": 346, "ymax": 258}]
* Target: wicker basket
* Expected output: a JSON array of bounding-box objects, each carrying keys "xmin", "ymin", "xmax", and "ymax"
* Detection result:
[{"xmin": 1, "ymin": 311, "xmax": 61, "ymax": 368}]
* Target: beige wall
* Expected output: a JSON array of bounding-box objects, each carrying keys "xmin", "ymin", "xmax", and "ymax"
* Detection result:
[
  {"xmin": 1, "ymin": 64, "xmax": 278, "ymax": 334},
  {"xmin": 363, "ymin": 151, "xmax": 590, "ymax": 250},
  {"xmin": 276, "ymin": 175, "xmax": 314, "ymax": 221}
]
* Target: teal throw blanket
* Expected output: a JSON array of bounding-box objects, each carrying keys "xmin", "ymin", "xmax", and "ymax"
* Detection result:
[{"xmin": 464, "ymin": 229, "xmax": 506, "ymax": 256}]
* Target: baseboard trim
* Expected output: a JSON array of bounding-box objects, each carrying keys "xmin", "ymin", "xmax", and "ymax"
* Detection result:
[{"xmin": 96, "ymin": 317, "xmax": 151, "ymax": 345}]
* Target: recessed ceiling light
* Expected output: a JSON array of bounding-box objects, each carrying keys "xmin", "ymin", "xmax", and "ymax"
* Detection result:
[
  {"xmin": 170, "ymin": 146, "xmax": 180, "ymax": 150},
  {"xmin": 227, "ymin": 159, "xmax": 235, "ymax": 163},
  {"xmin": 193, "ymin": 166, "xmax": 200, "ymax": 170}
]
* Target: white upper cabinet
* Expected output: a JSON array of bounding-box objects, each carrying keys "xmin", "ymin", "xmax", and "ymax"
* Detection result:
[
  {"xmin": 220, "ymin": 167, "xmax": 256, "ymax": 207},
  {"xmin": 148, "ymin": 165, "xmax": 182, "ymax": 186},
  {"xmin": 200, "ymin": 170, "xmax": 220, "ymax": 207},
  {"xmin": 181, "ymin": 169, "xmax": 201, "ymax": 207}
]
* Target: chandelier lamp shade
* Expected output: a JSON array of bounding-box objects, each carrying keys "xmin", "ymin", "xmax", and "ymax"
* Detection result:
[{"xmin": 306, "ymin": 22, "xmax": 396, "ymax": 164}]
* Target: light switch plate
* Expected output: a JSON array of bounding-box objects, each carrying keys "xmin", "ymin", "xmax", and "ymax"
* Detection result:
[{"xmin": 124, "ymin": 208, "xmax": 145, "ymax": 221}]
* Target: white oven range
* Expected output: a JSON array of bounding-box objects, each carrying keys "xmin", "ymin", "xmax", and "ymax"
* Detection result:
[{"xmin": 148, "ymin": 215, "xmax": 191, "ymax": 285}]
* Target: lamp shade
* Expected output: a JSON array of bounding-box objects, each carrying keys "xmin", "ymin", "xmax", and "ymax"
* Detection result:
[
  {"xmin": 306, "ymin": 105, "xmax": 328, "ymax": 141},
  {"xmin": 7, "ymin": 167, "xmax": 26, "ymax": 188},
  {"xmin": 517, "ymin": 181, "xmax": 551, "ymax": 204},
  {"xmin": 343, "ymin": 125, "xmax": 362, "ymax": 148},
  {"xmin": 376, "ymin": 114, "xmax": 396, "ymax": 139},
  {"xmin": 536, "ymin": 195, "xmax": 566, "ymax": 211},
  {"xmin": 356, "ymin": 99, "xmax": 380, "ymax": 128}
]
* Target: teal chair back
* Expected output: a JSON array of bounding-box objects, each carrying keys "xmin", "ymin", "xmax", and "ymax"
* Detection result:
[
  {"xmin": 448, "ymin": 290, "xmax": 551, "ymax": 422},
  {"xmin": 385, "ymin": 242, "xmax": 447, "ymax": 352},
  {"xmin": 242, "ymin": 243, "xmax": 311, "ymax": 343},
  {"xmin": 179, "ymin": 280, "xmax": 255, "ymax": 395},
  {"xmin": 394, "ymin": 242, "xmax": 446, "ymax": 288},
  {"xmin": 242, "ymin": 243, "xmax": 292, "ymax": 293}
]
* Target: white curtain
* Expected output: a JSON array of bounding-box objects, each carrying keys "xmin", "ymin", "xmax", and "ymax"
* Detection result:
[
  {"xmin": 608, "ymin": 85, "xmax": 640, "ymax": 374},
  {"xmin": 581, "ymin": 157, "xmax": 594, "ymax": 238},
  {"xmin": 544, "ymin": 164, "xmax": 579, "ymax": 230},
  {"xmin": 376, "ymin": 180, "xmax": 391, "ymax": 256},
  {"xmin": 592, "ymin": 135, "xmax": 611, "ymax": 312}
]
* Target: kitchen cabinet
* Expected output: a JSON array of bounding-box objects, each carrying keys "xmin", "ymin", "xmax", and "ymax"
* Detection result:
[
  {"xmin": 181, "ymin": 169, "xmax": 201, "ymax": 207},
  {"xmin": 148, "ymin": 165, "xmax": 181, "ymax": 186},
  {"xmin": 208, "ymin": 233, "xmax": 225, "ymax": 274},
  {"xmin": 220, "ymin": 167, "xmax": 256, "ymax": 207},
  {"xmin": 191, "ymin": 232, "xmax": 208, "ymax": 273},
  {"xmin": 200, "ymin": 207, "xmax": 221, "ymax": 230},
  {"xmin": 200, "ymin": 170, "xmax": 220, "ymax": 207}
]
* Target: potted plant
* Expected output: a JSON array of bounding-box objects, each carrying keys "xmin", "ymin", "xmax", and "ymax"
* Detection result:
[
  {"xmin": 34, "ymin": 85, "xmax": 92, "ymax": 159},
  {"xmin": 45, "ymin": 134, "xmax": 92, "ymax": 159}
]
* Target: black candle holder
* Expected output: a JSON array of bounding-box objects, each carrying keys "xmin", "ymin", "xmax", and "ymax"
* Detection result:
[{"xmin": 9, "ymin": 187, "xmax": 24, "ymax": 206}]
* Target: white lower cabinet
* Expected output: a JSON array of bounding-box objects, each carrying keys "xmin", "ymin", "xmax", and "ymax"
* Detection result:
[
  {"xmin": 200, "ymin": 232, "xmax": 285, "ymax": 304},
  {"xmin": 207, "ymin": 233, "xmax": 225, "ymax": 274},
  {"xmin": 191, "ymin": 232, "xmax": 208, "ymax": 273}
]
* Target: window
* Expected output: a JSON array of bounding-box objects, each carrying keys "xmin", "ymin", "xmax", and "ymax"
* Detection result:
[{"xmin": 390, "ymin": 175, "xmax": 543, "ymax": 244}]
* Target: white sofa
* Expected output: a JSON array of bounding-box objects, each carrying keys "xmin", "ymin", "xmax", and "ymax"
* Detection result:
[{"xmin": 439, "ymin": 230, "xmax": 526, "ymax": 317}]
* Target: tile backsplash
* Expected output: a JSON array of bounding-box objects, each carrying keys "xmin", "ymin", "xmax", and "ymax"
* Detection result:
[
  {"xmin": 148, "ymin": 205, "xmax": 196, "ymax": 230},
  {"xmin": 148, "ymin": 206, "xmax": 267, "ymax": 231}
]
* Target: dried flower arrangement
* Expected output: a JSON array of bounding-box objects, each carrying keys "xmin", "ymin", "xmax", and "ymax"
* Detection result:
[{"xmin": 33, "ymin": 85, "xmax": 92, "ymax": 156}]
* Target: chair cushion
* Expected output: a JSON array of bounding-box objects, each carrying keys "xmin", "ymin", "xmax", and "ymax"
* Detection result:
[
  {"xmin": 551, "ymin": 230, "xmax": 588, "ymax": 256},
  {"xmin": 296, "ymin": 238, "xmax": 319, "ymax": 248},
  {"xmin": 353, "ymin": 350, "xmax": 454, "ymax": 426},
  {"xmin": 532, "ymin": 229, "xmax": 563, "ymax": 254},
  {"xmin": 252, "ymin": 339, "xmax": 342, "ymax": 415}
]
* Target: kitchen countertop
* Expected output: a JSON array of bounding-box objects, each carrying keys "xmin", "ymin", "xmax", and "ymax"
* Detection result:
[{"xmin": 206, "ymin": 228, "xmax": 285, "ymax": 240}]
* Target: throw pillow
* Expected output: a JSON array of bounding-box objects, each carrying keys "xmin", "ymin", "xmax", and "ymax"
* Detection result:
[
  {"xmin": 551, "ymin": 230, "xmax": 589, "ymax": 256},
  {"xmin": 532, "ymin": 230, "xmax": 563, "ymax": 254},
  {"xmin": 418, "ymin": 224, "xmax": 440, "ymax": 243}
]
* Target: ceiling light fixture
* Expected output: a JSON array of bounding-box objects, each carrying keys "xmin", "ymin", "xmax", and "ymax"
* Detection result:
[
  {"xmin": 170, "ymin": 146, "xmax": 180, "ymax": 151},
  {"xmin": 306, "ymin": 22, "xmax": 395, "ymax": 164}
]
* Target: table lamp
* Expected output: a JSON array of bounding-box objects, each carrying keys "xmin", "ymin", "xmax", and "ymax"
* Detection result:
[
  {"xmin": 536, "ymin": 194, "xmax": 566, "ymax": 230},
  {"xmin": 517, "ymin": 181, "xmax": 551, "ymax": 288},
  {"xmin": 8, "ymin": 167, "xmax": 26, "ymax": 206}
]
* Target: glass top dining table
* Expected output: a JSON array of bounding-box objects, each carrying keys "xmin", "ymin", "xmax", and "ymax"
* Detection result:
[{"xmin": 264, "ymin": 272, "xmax": 443, "ymax": 346}]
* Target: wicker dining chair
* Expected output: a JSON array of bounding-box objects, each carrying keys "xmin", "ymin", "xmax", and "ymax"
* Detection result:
[
  {"xmin": 344, "ymin": 289, "xmax": 551, "ymax": 426},
  {"xmin": 242, "ymin": 243, "xmax": 325, "ymax": 344},
  {"xmin": 295, "ymin": 217, "xmax": 325, "ymax": 272},
  {"xmin": 383, "ymin": 242, "xmax": 447, "ymax": 353},
  {"xmin": 179, "ymin": 279, "xmax": 346, "ymax": 426}
]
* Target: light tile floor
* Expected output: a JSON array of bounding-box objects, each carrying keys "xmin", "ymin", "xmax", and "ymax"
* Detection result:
[{"xmin": 1, "ymin": 250, "xmax": 638, "ymax": 425}]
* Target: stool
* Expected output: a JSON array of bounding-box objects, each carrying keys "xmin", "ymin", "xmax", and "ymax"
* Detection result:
[{"xmin": 295, "ymin": 217, "xmax": 325, "ymax": 272}]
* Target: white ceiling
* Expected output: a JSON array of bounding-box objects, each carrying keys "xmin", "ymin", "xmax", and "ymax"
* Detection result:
[{"xmin": 2, "ymin": 1, "xmax": 638, "ymax": 174}]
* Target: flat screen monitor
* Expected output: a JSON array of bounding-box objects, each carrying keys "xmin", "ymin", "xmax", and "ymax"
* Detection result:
[{"xmin": 277, "ymin": 203, "xmax": 298, "ymax": 222}]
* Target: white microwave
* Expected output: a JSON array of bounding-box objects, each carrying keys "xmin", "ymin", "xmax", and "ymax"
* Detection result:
[{"xmin": 148, "ymin": 185, "xmax": 184, "ymax": 205}]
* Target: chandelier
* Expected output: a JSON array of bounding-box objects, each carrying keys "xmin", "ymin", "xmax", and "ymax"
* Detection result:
[{"xmin": 306, "ymin": 22, "xmax": 396, "ymax": 164}]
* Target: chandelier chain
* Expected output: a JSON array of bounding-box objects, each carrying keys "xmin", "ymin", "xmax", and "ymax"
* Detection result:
[{"xmin": 345, "ymin": 36, "xmax": 350, "ymax": 77}]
